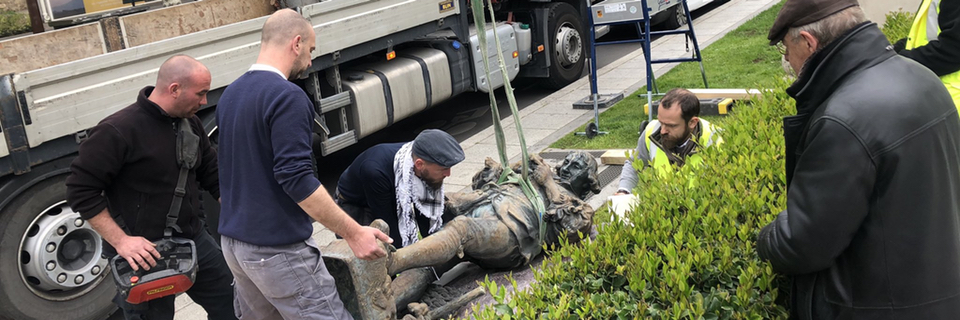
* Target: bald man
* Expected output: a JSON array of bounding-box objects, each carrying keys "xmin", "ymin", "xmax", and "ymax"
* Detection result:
[
  {"xmin": 216, "ymin": 9, "xmax": 389, "ymax": 320},
  {"xmin": 67, "ymin": 55, "xmax": 236, "ymax": 320}
]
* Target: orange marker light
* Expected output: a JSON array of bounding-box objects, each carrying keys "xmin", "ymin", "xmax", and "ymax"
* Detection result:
[
  {"xmin": 386, "ymin": 51, "xmax": 396, "ymax": 60},
  {"xmin": 597, "ymin": 11, "xmax": 603, "ymax": 18},
  {"xmin": 512, "ymin": 51, "xmax": 518, "ymax": 58},
  {"xmin": 537, "ymin": 45, "xmax": 544, "ymax": 52}
]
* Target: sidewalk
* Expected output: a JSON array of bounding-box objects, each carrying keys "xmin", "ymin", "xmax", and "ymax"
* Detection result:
[{"xmin": 173, "ymin": 0, "xmax": 781, "ymax": 318}]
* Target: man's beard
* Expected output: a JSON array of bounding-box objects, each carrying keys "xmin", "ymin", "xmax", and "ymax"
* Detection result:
[
  {"xmin": 660, "ymin": 127, "xmax": 689, "ymax": 150},
  {"xmin": 289, "ymin": 60, "xmax": 307, "ymax": 80},
  {"xmin": 417, "ymin": 168, "xmax": 444, "ymax": 190}
]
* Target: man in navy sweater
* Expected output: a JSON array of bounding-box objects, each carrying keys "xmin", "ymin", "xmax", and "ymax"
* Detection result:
[{"xmin": 216, "ymin": 9, "xmax": 390, "ymax": 319}]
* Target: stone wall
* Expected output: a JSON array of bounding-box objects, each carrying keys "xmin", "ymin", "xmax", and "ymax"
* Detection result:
[
  {"xmin": 0, "ymin": 0, "xmax": 27, "ymax": 13},
  {"xmin": 860, "ymin": 0, "xmax": 917, "ymax": 25}
]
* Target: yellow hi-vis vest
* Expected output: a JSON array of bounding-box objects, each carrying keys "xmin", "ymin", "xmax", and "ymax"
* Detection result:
[
  {"xmin": 642, "ymin": 118, "xmax": 723, "ymax": 176},
  {"xmin": 907, "ymin": 0, "xmax": 960, "ymax": 108}
]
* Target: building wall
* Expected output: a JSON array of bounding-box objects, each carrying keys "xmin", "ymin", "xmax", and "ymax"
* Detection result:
[
  {"xmin": 861, "ymin": 0, "xmax": 918, "ymax": 25},
  {"xmin": 0, "ymin": 0, "xmax": 27, "ymax": 12}
]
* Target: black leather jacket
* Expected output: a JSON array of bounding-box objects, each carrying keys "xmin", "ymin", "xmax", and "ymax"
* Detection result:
[{"xmin": 758, "ymin": 23, "xmax": 960, "ymax": 319}]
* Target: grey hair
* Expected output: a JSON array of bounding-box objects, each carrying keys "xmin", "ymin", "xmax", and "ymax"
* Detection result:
[{"xmin": 787, "ymin": 6, "xmax": 866, "ymax": 49}]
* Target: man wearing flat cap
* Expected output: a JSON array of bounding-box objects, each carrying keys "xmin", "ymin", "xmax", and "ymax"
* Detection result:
[
  {"xmin": 337, "ymin": 129, "xmax": 465, "ymax": 248},
  {"xmin": 757, "ymin": 0, "xmax": 960, "ymax": 318}
]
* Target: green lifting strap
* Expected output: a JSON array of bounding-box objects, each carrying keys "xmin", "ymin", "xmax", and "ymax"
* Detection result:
[{"xmin": 470, "ymin": 0, "xmax": 548, "ymax": 245}]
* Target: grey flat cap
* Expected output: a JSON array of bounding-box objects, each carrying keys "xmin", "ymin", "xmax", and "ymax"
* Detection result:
[
  {"xmin": 412, "ymin": 129, "xmax": 464, "ymax": 167},
  {"xmin": 768, "ymin": 0, "xmax": 859, "ymax": 45}
]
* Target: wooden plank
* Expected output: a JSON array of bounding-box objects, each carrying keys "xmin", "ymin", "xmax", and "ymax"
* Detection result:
[
  {"xmin": 688, "ymin": 88, "xmax": 764, "ymax": 100},
  {"xmin": 601, "ymin": 149, "xmax": 634, "ymax": 165},
  {"xmin": 0, "ymin": 23, "xmax": 105, "ymax": 75},
  {"xmin": 121, "ymin": 0, "xmax": 273, "ymax": 47}
]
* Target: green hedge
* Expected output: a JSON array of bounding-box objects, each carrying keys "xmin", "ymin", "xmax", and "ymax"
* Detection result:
[
  {"xmin": 471, "ymin": 78, "xmax": 796, "ymax": 319},
  {"xmin": 0, "ymin": 10, "xmax": 30, "ymax": 38},
  {"xmin": 466, "ymin": 9, "xmax": 917, "ymax": 320},
  {"xmin": 881, "ymin": 10, "xmax": 915, "ymax": 44}
]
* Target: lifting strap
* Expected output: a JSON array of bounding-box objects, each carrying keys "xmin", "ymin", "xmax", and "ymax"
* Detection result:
[{"xmin": 470, "ymin": 0, "xmax": 548, "ymax": 245}]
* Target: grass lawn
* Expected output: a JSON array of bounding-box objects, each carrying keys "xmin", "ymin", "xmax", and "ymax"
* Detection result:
[
  {"xmin": 551, "ymin": 0, "xmax": 788, "ymax": 150},
  {"xmin": 0, "ymin": 10, "xmax": 29, "ymax": 38},
  {"xmin": 551, "ymin": 1, "xmax": 917, "ymax": 151}
]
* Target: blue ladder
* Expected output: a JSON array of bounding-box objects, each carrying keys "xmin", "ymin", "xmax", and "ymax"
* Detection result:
[{"xmin": 587, "ymin": 0, "xmax": 708, "ymax": 123}]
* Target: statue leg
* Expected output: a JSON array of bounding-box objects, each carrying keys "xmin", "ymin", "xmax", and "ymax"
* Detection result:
[
  {"xmin": 388, "ymin": 216, "xmax": 513, "ymax": 274},
  {"xmin": 391, "ymin": 267, "xmax": 435, "ymax": 312}
]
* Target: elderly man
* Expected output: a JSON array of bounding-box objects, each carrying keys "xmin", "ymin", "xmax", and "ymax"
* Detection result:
[
  {"xmin": 615, "ymin": 88, "xmax": 722, "ymax": 195},
  {"xmin": 336, "ymin": 129, "xmax": 465, "ymax": 249},
  {"xmin": 757, "ymin": 0, "xmax": 960, "ymax": 318}
]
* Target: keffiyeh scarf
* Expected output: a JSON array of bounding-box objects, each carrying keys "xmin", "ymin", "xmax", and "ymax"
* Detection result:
[{"xmin": 394, "ymin": 142, "xmax": 445, "ymax": 247}]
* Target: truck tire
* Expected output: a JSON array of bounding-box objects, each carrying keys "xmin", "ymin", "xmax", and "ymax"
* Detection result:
[
  {"xmin": 543, "ymin": 2, "xmax": 586, "ymax": 89},
  {"xmin": 0, "ymin": 174, "xmax": 116, "ymax": 320},
  {"xmin": 661, "ymin": 4, "xmax": 687, "ymax": 30}
]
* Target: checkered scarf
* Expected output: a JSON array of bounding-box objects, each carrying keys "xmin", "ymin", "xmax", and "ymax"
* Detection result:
[{"xmin": 394, "ymin": 142, "xmax": 444, "ymax": 247}]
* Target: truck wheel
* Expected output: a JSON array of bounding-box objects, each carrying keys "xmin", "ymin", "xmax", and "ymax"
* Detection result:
[
  {"xmin": 661, "ymin": 4, "xmax": 687, "ymax": 30},
  {"xmin": 0, "ymin": 174, "xmax": 116, "ymax": 320},
  {"xmin": 543, "ymin": 2, "xmax": 586, "ymax": 89}
]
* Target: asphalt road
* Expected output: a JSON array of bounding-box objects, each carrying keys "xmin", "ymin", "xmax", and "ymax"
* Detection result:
[{"xmin": 310, "ymin": 0, "xmax": 725, "ymax": 189}]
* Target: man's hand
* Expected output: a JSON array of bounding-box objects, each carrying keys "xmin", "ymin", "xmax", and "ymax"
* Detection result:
[
  {"xmin": 893, "ymin": 38, "xmax": 907, "ymax": 53},
  {"xmin": 114, "ymin": 236, "xmax": 161, "ymax": 271},
  {"xmin": 345, "ymin": 226, "xmax": 392, "ymax": 260}
]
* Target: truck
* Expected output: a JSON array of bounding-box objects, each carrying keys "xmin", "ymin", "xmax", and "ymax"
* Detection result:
[{"xmin": 0, "ymin": 0, "xmax": 703, "ymax": 318}]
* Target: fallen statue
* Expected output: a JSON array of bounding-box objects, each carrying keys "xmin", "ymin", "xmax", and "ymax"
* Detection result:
[{"xmin": 322, "ymin": 151, "xmax": 600, "ymax": 320}]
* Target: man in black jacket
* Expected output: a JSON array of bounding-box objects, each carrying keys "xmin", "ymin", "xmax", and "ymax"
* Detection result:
[
  {"xmin": 759, "ymin": 0, "xmax": 960, "ymax": 319},
  {"xmin": 66, "ymin": 55, "xmax": 235, "ymax": 320},
  {"xmin": 336, "ymin": 129, "xmax": 465, "ymax": 249}
]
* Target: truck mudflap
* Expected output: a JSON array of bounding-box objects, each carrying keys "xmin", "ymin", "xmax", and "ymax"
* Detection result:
[{"xmin": 0, "ymin": 74, "xmax": 29, "ymax": 174}]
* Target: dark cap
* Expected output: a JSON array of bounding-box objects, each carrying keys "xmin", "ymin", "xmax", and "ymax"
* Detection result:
[
  {"xmin": 412, "ymin": 129, "xmax": 464, "ymax": 167},
  {"xmin": 767, "ymin": 0, "xmax": 859, "ymax": 45}
]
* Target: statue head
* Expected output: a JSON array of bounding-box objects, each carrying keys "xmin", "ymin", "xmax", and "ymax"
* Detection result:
[{"xmin": 555, "ymin": 151, "xmax": 601, "ymax": 199}]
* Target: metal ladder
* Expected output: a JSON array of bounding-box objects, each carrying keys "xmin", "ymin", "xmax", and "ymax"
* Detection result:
[{"xmin": 584, "ymin": 0, "xmax": 709, "ymax": 131}]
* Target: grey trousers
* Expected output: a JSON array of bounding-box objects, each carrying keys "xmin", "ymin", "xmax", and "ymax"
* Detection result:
[{"xmin": 221, "ymin": 235, "xmax": 353, "ymax": 320}]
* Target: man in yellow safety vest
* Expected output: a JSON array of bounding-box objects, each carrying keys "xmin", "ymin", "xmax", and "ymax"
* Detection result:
[
  {"xmin": 894, "ymin": 0, "xmax": 960, "ymax": 108},
  {"xmin": 615, "ymin": 88, "xmax": 723, "ymax": 195}
]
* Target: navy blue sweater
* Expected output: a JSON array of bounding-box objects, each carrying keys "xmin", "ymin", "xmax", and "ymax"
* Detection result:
[{"xmin": 216, "ymin": 71, "xmax": 320, "ymax": 246}]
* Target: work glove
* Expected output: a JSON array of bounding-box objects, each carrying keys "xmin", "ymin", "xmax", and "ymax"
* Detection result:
[{"xmin": 893, "ymin": 38, "xmax": 907, "ymax": 53}]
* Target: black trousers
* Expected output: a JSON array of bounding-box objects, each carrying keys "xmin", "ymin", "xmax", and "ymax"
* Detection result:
[{"xmin": 113, "ymin": 230, "xmax": 237, "ymax": 320}]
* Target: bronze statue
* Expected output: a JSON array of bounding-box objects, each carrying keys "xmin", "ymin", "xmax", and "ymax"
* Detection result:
[
  {"xmin": 323, "ymin": 151, "xmax": 600, "ymax": 320},
  {"xmin": 389, "ymin": 152, "xmax": 597, "ymax": 274}
]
